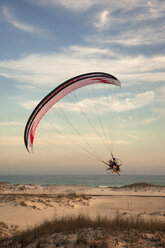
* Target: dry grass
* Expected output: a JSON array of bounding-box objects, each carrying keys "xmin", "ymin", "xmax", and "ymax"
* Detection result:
[
  {"xmin": 0, "ymin": 192, "xmax": 90, "ymax": 199},
  {"xmin": 0, "ymin": 193, "xmax": 90, "ymax": 204},
  {"xmin": 1, "ymin": 213, "xmax": 164, "ymax": 246},
  {"xmin": 19, "ymin": 200, "xmax": 27, "ymax": 207}
]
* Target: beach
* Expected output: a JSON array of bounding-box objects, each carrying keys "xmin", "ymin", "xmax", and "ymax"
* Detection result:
[{"xmin": 0, "ymin": 182, "xmax": 165, "ymax": 247}]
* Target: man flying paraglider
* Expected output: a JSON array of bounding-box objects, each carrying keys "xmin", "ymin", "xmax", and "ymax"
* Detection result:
[
  {"xmin": 102, "ymin": 153, "xmax": 121, "ymax": 176},
  {"xmin": 24, "ymin": 72, "xmax": 122, "ymax": 177}
]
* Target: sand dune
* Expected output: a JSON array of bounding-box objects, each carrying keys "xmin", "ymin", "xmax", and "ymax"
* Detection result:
[{"xmin": 0, "ymin": 182, "xmax": 165, "ymax": 247}]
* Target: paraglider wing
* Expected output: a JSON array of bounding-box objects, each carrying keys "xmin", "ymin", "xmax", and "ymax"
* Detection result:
[{"xmin": 24, "ymin": 72, "xmax": 121, "ymax": 153}]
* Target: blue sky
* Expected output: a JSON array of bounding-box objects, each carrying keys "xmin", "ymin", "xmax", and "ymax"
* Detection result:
[{"xmin": 0, "ymin": 0, "xmax": 165, "ymax": 174}]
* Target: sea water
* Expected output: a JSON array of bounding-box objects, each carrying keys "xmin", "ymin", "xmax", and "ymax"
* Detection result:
[{"xmin": 0, "ymin": 174, "xmax": 164, "ymax": 187}]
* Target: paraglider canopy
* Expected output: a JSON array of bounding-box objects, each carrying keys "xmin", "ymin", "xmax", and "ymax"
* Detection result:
[{"xmin": 24, "ymin": 72, "xmax": 121, "ymax": 153}]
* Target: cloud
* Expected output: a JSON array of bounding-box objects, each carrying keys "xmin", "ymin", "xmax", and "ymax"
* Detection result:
[
  {"xmin": 144, "ymin": 116, "xmax": 159, "ymax": 124},
  {"xmin": 94, "ymin": 10, "xmax": 110, "ymax": 30},
  {"xmin": 142, "ymin": 86, "xmax": 165, "ymax": 124},
  {"xmin": 0, "ymin": 122, "xmax": 24, "ymax": 126},
  {"xmin": 68, "ymin": 45, "xmax": 116, "ymax": 58},
  {"xmin": 20, "ymin": 91, "xmax": 155, "ymax": 113},
  {"xmin": 25, "ymin": 0, "xmax": 95, "ymax": 11},
  {"xmin": 61, "ymin": 91, "xmax": 155, "ymax": 112},
  {"xmin": 115, "ymin": 91, "xmax": 155, "ymax": 112},
  {"xmin": 0, "ymin": 47, "xmax": 165, "ymax": 89},
  {"xmin": 127, "ymin": 135, "xmax": 139, "ymax": 140},
  {"xmin": 146, "ymin": 0, "xmax": 165, "ymax": 19},
  {"xmin": 0, "ymin": 136, "xmax": 23, "ymax": 146},
  {"xmin": 23, "ymin": 132, "xmax": 132, "ymax": 147},
  {"xmin": 114, "ymin": 140, "xmax": 132, "ymax": 145},
  {"xmin": 25, "ymin": 0, "xmax": 165, "ymax": 18},
  {"xmin": 152, "ymin": 107, "xmax": 165, "ymax": 118},
  {"xmin": 157, "ymin": 86, "xmax": 165, "ymax": 103},
  {"xmin": 90, "ymin": 24, "xmax": 165, "ymax": 46},
  {"xmin": 19, "ymin": 100, "xmax": 40, "ymax": 110},
  {"xmin": 27, "ymin": 0, "xmax": 165, "ymax": 44},
  {"xmin": 87, "ymin": 1, "xmax": 165, "ymax": 46},
  {"xmin": 2, "ymin": 7, "xmax": 46, "ymax": 36},
  {"xmin": 25, "ymin": 0, "xmax": 165, "ymax": 46}
]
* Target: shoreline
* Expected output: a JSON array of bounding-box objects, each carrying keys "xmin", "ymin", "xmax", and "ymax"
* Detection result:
[{"xmin": 0, "ymin": 174, "xmax": 165, "ymax": 188}]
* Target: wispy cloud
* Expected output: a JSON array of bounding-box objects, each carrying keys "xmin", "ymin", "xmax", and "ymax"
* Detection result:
[
  {"xmin": 24, "ymin": 133, "xmax": 132, "ymax": 147},
  {"xmin": 0, "ymin": 122, "xmax": 24, "ymax": 126},
  {"xmin": 2, "ymin": 6, "xmax": 46, "ymax": 36},
  {"xmin": 61, "ymin": 91, "xmax": 155, "ymax": 113},
  {"xmin": 19, "ymin": 100, "xmax": 40, "ymax": 110},
  {"xmin": 115, "ymin": 91, "xmax": 155, "ymax": 112},
  {"xmin": 142, "ymin": 86, "xmax": 165, "ymax": 124},
  {"xmin": 114, "ymin": 139, "xmax": 132, "ymax": 145},
  {"xmin": 0, "ymin": 136, "xmax": 23, "ymax": 146},
  {"xmin": 127, "ymin": 135, "xmax": 139, "ymax": 141},
  {"xmin": 26, "ymin": 0, "xmax": 165, "ymax": 18},
  {"xmin": 89, "ymin": 24, "xmax": 165, "ymax": 46},
  {"xmin": 94, "ymin": 10, "xmax": 110, "ymax": 30},
  {"xmin": 0, "ymin": 47, "xmax": 165, "ymax": 88},
  {"xmin": 157, "ymin": 86, "xmax": 165, "ymax": 103},
  {"xmin": 0, "ymin": 133, "xmax": 130, "ymax": 147},
  {"xmin": 25, "ymin": 0, "xmax": 165, "ymax": 47},
  {"xmin": 144, "ymin": 116, "xmax": 159, "ymax": 124},
  {"xmin": 68, "ymin": 45, "xmax": 116, "ymax": 58},
  {"xmin": 19, "ymin": 91, "xmax": 155, "ymax": 113},
  {"xmin": 25, "ymin": 0, "xmax": 95, "ymax": 11},
  {"xmin": 88, "ymin": 1, "xmax": 165, "ymax": 47}
]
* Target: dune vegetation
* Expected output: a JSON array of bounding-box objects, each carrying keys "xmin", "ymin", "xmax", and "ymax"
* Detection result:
[{"xmin": 1, "ymin": 213, "xmax": 165, "ymax": 247}]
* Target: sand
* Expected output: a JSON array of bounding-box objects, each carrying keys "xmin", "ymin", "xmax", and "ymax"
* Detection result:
[
  {"xmin": 0, "ymin": 183, "xmax": 165, "ymax": 230},
  {"xmin": 0, "ymin": 182, "xmax": 165, "ymax": 247}
]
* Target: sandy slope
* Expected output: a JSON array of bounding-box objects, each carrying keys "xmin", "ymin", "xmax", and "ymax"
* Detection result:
[
  {"xmin": 0, "ymin": 183, "xmax": 165, "ymax": 237},
  {"xmin": 0, "ymin": 183, "xmax": 165, "ymax": 247}
]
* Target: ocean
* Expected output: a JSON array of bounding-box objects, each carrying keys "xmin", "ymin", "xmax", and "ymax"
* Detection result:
[{"xmin": 0, "ymin": 174, "xmax": 164, "ymax": 187}]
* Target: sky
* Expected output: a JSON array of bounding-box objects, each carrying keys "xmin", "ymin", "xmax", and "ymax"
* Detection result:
[{"xmin": 0, "ymin": 0, "xmax": 165, "ymax": 175}]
